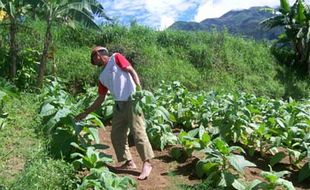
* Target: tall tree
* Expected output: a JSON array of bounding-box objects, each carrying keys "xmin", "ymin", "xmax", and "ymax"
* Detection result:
[
  {"xmin": 0, "ymin": 0, "xmax": 30, "ymax": 78},
  {"xmin": 36, "ymin": 0, "xmax": 109, "ymax": 87},
  {"xmin": 262, "ymin": 0, "xmax": 310, "ymax": 74}
]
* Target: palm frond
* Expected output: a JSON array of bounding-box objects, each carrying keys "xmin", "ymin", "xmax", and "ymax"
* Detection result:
[
  {"xmin": 0, "ymin": 1, "xmax": 4, "ymax": 9},
  {"xmin": 66, "ymin": 4, "xmax": 101, "ymax": 30},
  {"xmin": 296, "ymin": 0, "xmax": 307, "ymax": 23},
  {"xmin": 261, "ymin": 15, "xmax": 286, "ymax": 30},
  {"xmin": 280, "ymin": 0, "xmax": 290, "ymax": 14}
]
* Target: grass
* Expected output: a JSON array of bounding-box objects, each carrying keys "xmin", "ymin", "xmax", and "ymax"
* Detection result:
[
  {"xmin": 0, "ymin": 93, "xmax": 41, "ymax": 186},
  {"xmin": 11, "ymin": 157, "xmax": 76, "ymax": 190},
  {"xmin": 0, "ymin": 93, "xmax": 76, "ymax": 189}
]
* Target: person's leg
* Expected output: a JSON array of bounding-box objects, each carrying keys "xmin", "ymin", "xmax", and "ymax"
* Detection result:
[
  {"xmin": 138, "ymin": 160, "xmax": 152, "ymax": 180},
  {"xmin": 128, "ymin": 101, "xmax": 154, "ymax": 179},
  {"xmin": 111, "ymin": 101, "xmax": 136, "ymax": 169}
]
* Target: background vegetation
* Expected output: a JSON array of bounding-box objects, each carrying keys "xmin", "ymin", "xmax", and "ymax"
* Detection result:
[
  {"xmin": 0, "ymin": 0, "xmax": 309, "ymax": 189},
  {"xmin": 1, "ymin": 20, "xmax": 309, "ymax": 98}
]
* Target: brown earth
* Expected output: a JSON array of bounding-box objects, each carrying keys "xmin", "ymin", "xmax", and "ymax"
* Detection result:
[
  {"xmin": 99, "ymin": 126, "xmax": 310, "ymax": 190},
  {"xmin": 243, "ymin": 150, "xmax": 310, "ymax": 190},
  {"xmin": 98, "ymin": 126, "xmax": 200, "ymax": 190}
]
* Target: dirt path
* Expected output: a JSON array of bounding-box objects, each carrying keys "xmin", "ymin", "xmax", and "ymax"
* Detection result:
[
  {"xmin": 98, "ymin": 126, "xmax": 198, "ymax": 190},
  {"xmin": 99, "ymin": 126, "xmax": 310, "ymax": 190}
]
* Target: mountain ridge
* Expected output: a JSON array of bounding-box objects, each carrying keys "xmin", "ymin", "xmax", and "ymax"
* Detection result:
[{"xmin": 168, "ymin": 6, "xmax": 282, "ymax": 40}]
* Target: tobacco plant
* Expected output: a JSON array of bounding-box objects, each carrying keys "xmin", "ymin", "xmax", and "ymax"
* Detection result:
[
  {"xmin": 195, "ymin": 138, "xmax": 256, "ymax": 189},
  {"xmin": 245, "ymin": 166, "xmax": 295, "ymax": 190},
  {"xmin": 131, "ymin": 87, "xmax": 178, "ymax": 150},
  {"xmin": 78, "ymin": 167, "xmax": 136, "ymax": 190}
]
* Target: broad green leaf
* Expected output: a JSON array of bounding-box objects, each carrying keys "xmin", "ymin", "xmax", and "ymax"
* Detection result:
[
  {"xmin": 200, "ymin": 133, "xmax": 211, "ymax": 146},
  {"xmin": 187, "ymin": 128, "xmax": 199, "ymax": 138},
  {"xmin": 228, "ymin": 155, "xmax": 256, "ymax": 173},
  {"xmin": 71, "ymin": 152, "xmax": 84, "ymax": 159},
  {"xmin": 90, "ymin": 153, "xmax": 98, "ymax": 164},
  {"xmin": 296, "ymin": 0, "xmax": 306, "ymax": 23},
  {"xmin": 86, "ymin": 113, "xmax": 104, "ymax": 128},
  {"xmin": 276, "ymin": 118, "xmax": 286, "ymax": 128},
  {"xmin": 274, "ymin": 170, "xmax": 290, "ymax": 178},
  {"xmin": 270, "ymin": 152, "xmax": 286, "ymax": 166},
  {"xmin": 214, "ymin": 138, "xmax": 229, "ymax": 155},
  {"xmin": 232, "ymin": 179, "xmax": 245, "ymax": 190},
  {"xmin": 70, "ymin": 142, "xmax": 86, "ymax": 152},
  {"xmin": 218, "ymin": 172, "xmax": 236, "ymax": 187},
  {"xmin": 157, "ymin": 106, "xmax": 170, "ymax": 122},
  {"xmin": 46, "ymin": 107, "xmax": 72, "ymax": 128},
  {"xmin": 196, "ymin": 161, "xmax": 220, "ymax": 178},
  {"xmin": 40, "ymin": 103, "xmax": 56, "ymax": 117},
  {"xmin": 288, "ymin": 148, "xmax": 301, "ymax": 161},
  {"xmin": 276, "ymin": 178, "xmax": 295, "ymax": 190},
  {"xmin": 261, "ymin": 171, "xmax": 278, "ymax": 183},
  {"xmin": 82, "ymin": 157, "xmax": 93, "ymax": 169},
  {"xmin": 177, "ymin": 103, "xmax": 183, "ymax": 118},
  {"xmin": 103, "ymin": 105, "xmax": 113, "ymax": 118},
  {"xmin": 88, "ymin": 127, "xmax": 100, "ymax": 144},
  {"xmin": 229, "ymin": 146, "xmax": 245, "ymax": 154},
  {"xmin": 169, "ymin": 113, "xmax": 177, "ymax": 122},
  {"xmin": 198, "ymin": 125, "xmax": 205, "ymax": 139},
  {"xmin": 298, "ymin": 162, "xmax": 310, "ymax": 182}
]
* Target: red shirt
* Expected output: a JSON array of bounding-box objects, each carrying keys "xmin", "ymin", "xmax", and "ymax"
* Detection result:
[{"xmin": 98, "ymin": 53, "xmax": 131, "ymax": 95}]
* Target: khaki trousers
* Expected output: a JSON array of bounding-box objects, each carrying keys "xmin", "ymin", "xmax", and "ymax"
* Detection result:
[{"xmin": 111, "ymin": 101, "xmax": 154, "ymax": 162}]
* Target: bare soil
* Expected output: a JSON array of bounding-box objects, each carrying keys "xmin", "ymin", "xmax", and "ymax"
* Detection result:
[
  {"xmin": 99, "ymin": 126, "xmax": 310, "ymax": 190},
  {"xmin": 98, "ymin": 126, "xmax": 200, "ymax": 190}
]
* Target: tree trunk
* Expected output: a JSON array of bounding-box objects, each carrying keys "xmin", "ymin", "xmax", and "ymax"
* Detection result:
[
  {"xmin": 38, "ymin": 16, "xmax": 52, "ymax": 87},
  {"xmin": 305, "ymin": 41, "xmax": 310, "ymax": 76},
  {"xmin": 307, "ymin": 55, "xmax": 310, "ymax": 76},
  {"xmin": 9, "ymin": 18, "xmax": 18, "ymax": 78}
]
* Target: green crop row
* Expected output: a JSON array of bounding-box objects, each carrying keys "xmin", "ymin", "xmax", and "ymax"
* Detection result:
[
  {"xmin": 132, "ymin": 81, "xmax": 310, "ymax": 189},
  {"xmin": 38, "ymin": 78, "xmax": 136, "ymax": 190}
]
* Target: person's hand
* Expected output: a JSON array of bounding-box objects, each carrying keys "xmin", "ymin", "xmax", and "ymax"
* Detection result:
[
  {"xmin": 75, "ymin": 112, "xmax": 88, "ymax": 121},
  {"xmin": 136, "ymin": 85, "xmax": 142, "ymax": 91}
]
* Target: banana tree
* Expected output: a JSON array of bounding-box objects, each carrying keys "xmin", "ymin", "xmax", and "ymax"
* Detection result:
[
  {"xmin": 262, "ymin": 0, "xmax": 310, "ymax": 74},
  {"xmin": 0, "ymin": 0, "xmax": 30, "ymax": 78},
  {"xmin": 36, "ymin": 0, "xmax": 109, "ymax": 87}
]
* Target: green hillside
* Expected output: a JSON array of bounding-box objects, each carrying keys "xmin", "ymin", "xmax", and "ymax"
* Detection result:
[{"xmin": 1, "ymin": 20, "xmax": 307, "ymax": 98}]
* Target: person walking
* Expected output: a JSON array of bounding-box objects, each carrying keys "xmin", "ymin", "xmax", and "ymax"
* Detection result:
[{"xmin": 75, "ymin": 46, "xmax": 154, "ymax": 180}]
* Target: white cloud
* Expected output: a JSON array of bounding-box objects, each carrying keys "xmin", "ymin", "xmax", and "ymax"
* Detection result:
[
  {"xmin": 160, "ymin": 16, "xmax": 175, "ymax": 30},
  {"xmin": 194, "ymin": 0, "xmax": 302, "ymax": 22},
  {"xmin": 144, "ymin": 0, "xmax": 197, "ymax": 29},
  {"xmin": 99, "ymin": 0, "xmax": 200, "ymax": 29}
]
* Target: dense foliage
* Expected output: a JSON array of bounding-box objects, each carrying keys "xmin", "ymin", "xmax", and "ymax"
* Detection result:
[
  {"xmin": 263, "ymin": 0, "xmax": 310, "ymax": 74},
  {"xmin": 0, "ymin": 19, "xmax": 309, "ymax": 98},
  {"xmin": 0, "ymin": 0, "xmax": 309, "ymax": 189},
  {"xmin": 133, "ymin": 81, "xmax": 310, "ymax": 189}
]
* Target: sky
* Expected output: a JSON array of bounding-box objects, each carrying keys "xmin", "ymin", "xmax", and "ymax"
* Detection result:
[{"xmin": 97, "ymin": 0, "xmax": 303, "ymax": 30}]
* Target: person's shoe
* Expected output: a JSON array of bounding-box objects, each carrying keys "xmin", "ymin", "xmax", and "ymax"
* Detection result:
[{"xmin": 137, "ymin": 161, "xmax": 152, "ymax": 180}]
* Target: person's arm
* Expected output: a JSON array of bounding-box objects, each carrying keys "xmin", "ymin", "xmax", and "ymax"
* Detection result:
[
  {"xmin": 114, "ymin": 53, "xmax": 141, "ymax": 88},
  {"xmin": 125, "ymin": 65, "xmax": 141, "ymax": 88},
  {"xmin": 75, "ymin": 94, "xmax": 106, "ymax": 121}
]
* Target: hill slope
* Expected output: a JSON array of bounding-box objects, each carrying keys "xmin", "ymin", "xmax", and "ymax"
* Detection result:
[{"xmin": 0, "ymin": 20, "xmax": 309, "ymax": 98}]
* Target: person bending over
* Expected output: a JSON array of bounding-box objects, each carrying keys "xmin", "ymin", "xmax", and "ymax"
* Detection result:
[{"xmin": 76, "ymin": 46, "xmax": 154, "ymax": 180}]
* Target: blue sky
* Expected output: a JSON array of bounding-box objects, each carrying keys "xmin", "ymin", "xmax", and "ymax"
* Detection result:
[{"xmin": 97, "ymin": 0, "xmax": 304, "ymax": 30}]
